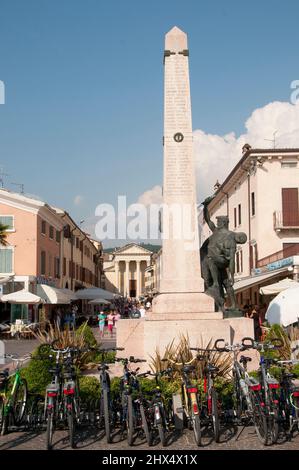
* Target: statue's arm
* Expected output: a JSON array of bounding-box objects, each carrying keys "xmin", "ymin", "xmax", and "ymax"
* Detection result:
[
  {"xmin": 228, "ymin": 242, "xmax": 236, "ymax": 284},
  {"xmin": 203, "ymin": 197, "xmax": 216, "ymax": 232}
]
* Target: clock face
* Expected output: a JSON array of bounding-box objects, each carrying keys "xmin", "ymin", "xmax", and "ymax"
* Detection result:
[{"xmin": 173, "ymin": 132, "xmax": 184, "ymax": 143}]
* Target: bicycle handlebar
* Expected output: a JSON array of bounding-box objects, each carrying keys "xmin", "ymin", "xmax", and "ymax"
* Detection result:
[{"xmin": 166, "ymin": 356, "xmax": 197, "ymax": 367}]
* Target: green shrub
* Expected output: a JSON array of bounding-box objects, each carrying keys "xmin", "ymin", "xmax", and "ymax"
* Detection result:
[
  {"xmin": 76, "ymin": 323, "xmax": 97, "ymax": 348},
  {"xmin": 21, "ymin": 344, "xmax": 54, "ymax": 395},
  {"xmin": 291, "ymin": 363, "xmax": 299, "ymax": 378},
  {"xmin": 79, "ymin": 376, "xmax": 101, "ymax": 402}
]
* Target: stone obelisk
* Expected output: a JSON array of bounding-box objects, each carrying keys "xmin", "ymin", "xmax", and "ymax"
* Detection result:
[
  {"xmin": 117, "ymin": 27, "xmax": 254, "ymax": 369},
  {"xmin": 152, "ymin": 26, "xmax": 215, "ymax": 315}
]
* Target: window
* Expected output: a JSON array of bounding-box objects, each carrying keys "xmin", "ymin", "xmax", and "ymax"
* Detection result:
[
  {"xmin": 56, "ymin": 230, "xmax": 60, "ymax": 243},
  {"xmin": 0, "ymin": 248, "xmax": 13, "ymax": 273},
  {"xmin": 76, "ymin": 264, "xmax": 79, "ymax": 280},
  {"xmin": 41, "ymin": 251, "xmax": 46, "ymax": 275},
  {"xmin": 251, "ymin": 192, "xmax": 255, "ymax": 216},
  {"xmin": 63, "ymin": 257, "xmax": 66, "ymax": 276},
  {"xmin": 49, "ymin": 226, "xmax": 54, "ymax": 239},
  {"xmin": 41, "ymin": 220, "xmax": 46, "ymax": 235},
  {"xmin": 238, "ymin": 204, "xmax": 242, "ymax": 225},
  {"xmin": 234, "ymin": 208, "xmax": 237, "ymax": 228},
  {"xmin": 49, "ymin": 254, "xmax": 52, "ymax": 276},
  {"xmin": 54, "ymin": 258, "xmax": 60, "ymax": 278},
  {"xmin": 76, "ymin": 237, "xmax": 79, "ymax": 249},
  {"xmin": 281, "ymin": 161, "xmax": 297, "ymax": 168},
  {"xmin": 0, "ymin": 216, "xmax": 14, "ymax": 231}
]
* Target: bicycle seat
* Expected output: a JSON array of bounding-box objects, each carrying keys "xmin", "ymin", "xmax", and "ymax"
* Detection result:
[
  {"xmin": 183, "ymin": 365, "xmax": 195, "ymax": 374},
  {"xmin": 239, "ymin": 355, "xmax": 252, "ymax": 364}
]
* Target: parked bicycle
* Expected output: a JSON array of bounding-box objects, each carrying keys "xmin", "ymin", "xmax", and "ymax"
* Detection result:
[
  {"xmin": 116, "ymin": 356, "xmax": 151, "ymax": 446},
  {"xmin": 276, "ymin": 358, "xmax": 299, "ymax": 436},
  {"xmin": 148, "ymin": 368, "xmax": 174, "ymax": 446},
  {"xmin": 166, "ymin": 355, "xmax": 202, "ymax": 446},
  {"xmin": 43, "ymin": 341, "xmax": 82, "ymax": 450},
  {"xmin": 190, "ymin": 348, "xmax": 221, "ymax": 443},
  {"xmin": 214, "ymin": 339, "xmax": 259, "ymax": 423},
  {"xmin": 0, "ymin": 353, "xmax": 29, "ymax": 435},
  {"xmin": 241, "ymin": 337, "xmax": 283, "ymax": 445},
  {"xmin": 96, "ymin": 347, "xmax": 124, "ymax": 443}
]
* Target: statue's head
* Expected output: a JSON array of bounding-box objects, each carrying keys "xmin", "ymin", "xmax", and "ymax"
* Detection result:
[
  {"xmin": 216, "ymin": 215, "xmax": 229, "ymax": 229},
  {"xmin": 235, "ymin": 232, "xmax": 247, "ymax": 244}
]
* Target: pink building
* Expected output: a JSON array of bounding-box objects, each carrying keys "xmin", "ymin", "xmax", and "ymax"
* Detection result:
[{"xmin": 0, "ymin": 189, "xmax": 103, "ymax": 322}]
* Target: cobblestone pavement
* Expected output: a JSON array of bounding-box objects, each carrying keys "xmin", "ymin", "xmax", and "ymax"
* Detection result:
[{"xmin": 0, "ymin": 425, "xmax": 298, "ymax": 451}]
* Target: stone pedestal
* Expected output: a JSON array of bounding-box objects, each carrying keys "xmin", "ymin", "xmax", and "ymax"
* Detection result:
[{"xmin": 116, "ymin": 316, "xmax": 256, "ymax": 371}]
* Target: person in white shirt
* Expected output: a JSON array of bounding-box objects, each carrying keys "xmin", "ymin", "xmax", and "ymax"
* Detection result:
[{"xmin": 139, "ymin": 304, "xmax": 146, "ymax": 318}]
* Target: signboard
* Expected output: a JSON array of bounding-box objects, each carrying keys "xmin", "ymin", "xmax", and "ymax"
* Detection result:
[{"xmin": 267, "ymin": 257, "xmax": 293, "ymax": 271}]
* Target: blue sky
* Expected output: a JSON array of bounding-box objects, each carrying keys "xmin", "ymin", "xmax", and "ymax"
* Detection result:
[{"xmin": 0, "ymin": 0, "xmax": 298, "ymax": 242}]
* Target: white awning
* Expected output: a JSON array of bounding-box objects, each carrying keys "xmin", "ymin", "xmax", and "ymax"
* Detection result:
[
  {"xmin": 75, "ymin": 287, "xmax": 116, "ymax": 300},
  {"xmin": 233, "ymin": 267, "xmax": 288, "ymax": 293},
  {"xmin": 37, "ymin": 284, "xmax": 76, "ymax": 304},
  {"xmin": 0, "ymin": 289, "xmax": 44, "ymax": 304},
  {"xmin": 260, "ymin": 278, "xmax": 299, "ymax": 295}
]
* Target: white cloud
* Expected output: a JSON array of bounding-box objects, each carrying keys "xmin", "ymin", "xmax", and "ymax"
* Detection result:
[
  {"xmin": 137, "ymin": 184, "xmax": 163, "ymax": 206},
  {"xmin": 74, "ymin": 194, "xmax": 84, "ymax": 206},
  {"xmin": 194, "ymin": 101, "xmax": 299, "ymax": 201},
  {"xmin": 137, "ymin": 101, "xmax": 299, "ymax": 209}
]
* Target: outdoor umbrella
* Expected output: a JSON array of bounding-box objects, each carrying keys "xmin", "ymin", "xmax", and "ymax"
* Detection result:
[
  {"xmin": 265, "ymin": 286, "xmax": 299, "ymax": 327},
  {"xmin": 88, "ymin": 298, "xmax": 111, "ymax": 305},
  {"xmin": 0, "ymin": 289, "xmax": 44, "ymax": 304},
  {"xmin": 75, "ymin": 287, "xmax": 116, "ymax": 300},
  {"xmin": 260, "ymin": 278, "xmax": 298, "ymax": 295}
]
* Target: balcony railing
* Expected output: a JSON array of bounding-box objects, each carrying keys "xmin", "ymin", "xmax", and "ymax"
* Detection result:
[
  {"xmin": 257, "ymin": 244, "xmax": 299, "ymax": 268},
  {"xmin": 274, "ymin": 211, "xmax": 299, "ymax": 230}
]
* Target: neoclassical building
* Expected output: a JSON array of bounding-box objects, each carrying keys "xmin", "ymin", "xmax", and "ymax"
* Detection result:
[{"xmin": 103, "ymin": 243, "xmax": 153, "ymax": 298}]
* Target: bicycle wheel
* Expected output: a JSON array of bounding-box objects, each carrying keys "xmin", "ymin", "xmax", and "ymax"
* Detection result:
[
  {"xmin": 192, "ymin": 413, "xmax": 201, "ymax": 446},
  {"xmin": 250, "ymin": 390, "xmax": 268, "ymax": 445},
  {"xmin": 211, "ymin": 389, "xmax": 220, "ymax": 443},
  {"xmin": 67, "ymin": 406, "xmax": 75, "ymax": 449},
  {"xmin": 140, "ymin": 403, "xmax": 152, "ymax": 446},
  {"xmin": 103, "ymin": 390, "xmax": 112, "ymax": 443},
  {"xmin": 126, "ymin": 395, "xmax": 134, "ymax": 446},
  {"xmin": 0, "ymin": 397, "xmax": 8, "ymax": 435},
  {"xmin": 269, "ymin": 405, "xmax": 279, "ymax": 444},
  {"xmin": 46, "ymin": 410, "xmax": 54, "ymax": 450},
  {"xmin": 12, "ymin": 378, "xmax": 28, "ymax": 425}
]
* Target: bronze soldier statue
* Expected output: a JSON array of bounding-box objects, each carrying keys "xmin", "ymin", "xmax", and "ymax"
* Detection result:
[{"xmin": 200, "ymin": 195, "xmax": 247, "ymax": 312}]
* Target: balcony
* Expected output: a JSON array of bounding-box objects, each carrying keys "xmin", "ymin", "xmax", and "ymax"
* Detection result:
[
  {"xmin": 274, "ymin": 211, "xmax": 299, "ymax": 231},
  {"xmin": 257, "ymin": 244, "xmax": 299, "ymax": 268}
]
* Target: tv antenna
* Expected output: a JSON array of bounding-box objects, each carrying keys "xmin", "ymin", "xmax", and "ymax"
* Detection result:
[
  {"xmin": 264, "ymin": 130, "xmax": 278, "ymax": 149},
  {"xmin": 0, "ymin": 167, "xmax": 9, "ymax": 188},
  {"xmin": 11, "ymin": 182, "xmax": 25, "ymax": 194}
]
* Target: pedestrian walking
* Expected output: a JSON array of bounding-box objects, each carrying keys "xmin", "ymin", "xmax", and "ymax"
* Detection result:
[
  {"xmin": 107, "ymin": 311, "xmax": 115, "ymax": 338},
  {"xmin": 98, "ymin": 310, "xmax": 106, "ymax": 338}
]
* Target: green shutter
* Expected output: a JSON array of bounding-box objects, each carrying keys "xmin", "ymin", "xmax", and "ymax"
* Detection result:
[{"xmin": 0, "ymin": 248, "xmax": 13, "ymax": 273}]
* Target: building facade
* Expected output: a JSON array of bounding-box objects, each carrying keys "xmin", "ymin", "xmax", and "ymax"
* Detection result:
[
  {"xmin": 200, "ymin": 146, "xmax": 299, "ymax": 306},
  {"xmin": 0, "ymin": 189, "xmax": 103, "ymax": 321},
  {"xmin": 103, "ymin": 243, "xmax": 152, "ymax": 298}
]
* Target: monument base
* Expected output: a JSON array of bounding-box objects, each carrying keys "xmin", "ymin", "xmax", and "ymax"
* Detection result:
[
  {"xmin": 152, "ymin": 291, "xmax": 215, "ymax": 314},
  {"xmin": 116, "ymin": 315, "xmax": 256, "ymax": 372}
]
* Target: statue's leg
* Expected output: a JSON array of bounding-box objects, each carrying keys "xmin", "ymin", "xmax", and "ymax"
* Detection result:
[
  {"xmin": 207, "ymin": 258, "xmax": 219, "ymax": 287},
  {"xmin": 223, "ymin": 276, "xmax": 236, "ymax": 309}
]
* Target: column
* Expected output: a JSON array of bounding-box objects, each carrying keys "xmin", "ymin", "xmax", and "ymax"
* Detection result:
[
  {"xmin": 115, "ymin": 261, "xmax": 119, "ymax": 293},
  {"xmin": 136, "ymin": 260, "xmax": 141, "ymax": 297},
  {"xmin": 125, "ymin": 260, "xmax": 130, "ymax": 297}
]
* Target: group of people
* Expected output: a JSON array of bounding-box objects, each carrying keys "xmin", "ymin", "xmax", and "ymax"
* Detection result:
[
  {"xmin": 242, "ymin": 303, "xmax": 267, "ymax": 340},
  {"xmin": 52, "ymin": 305, "xmax": 78, "ymax": 329},
  {"xmin": 97, "ymin": 310, "xmax": 121, "ymax": 338}
]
